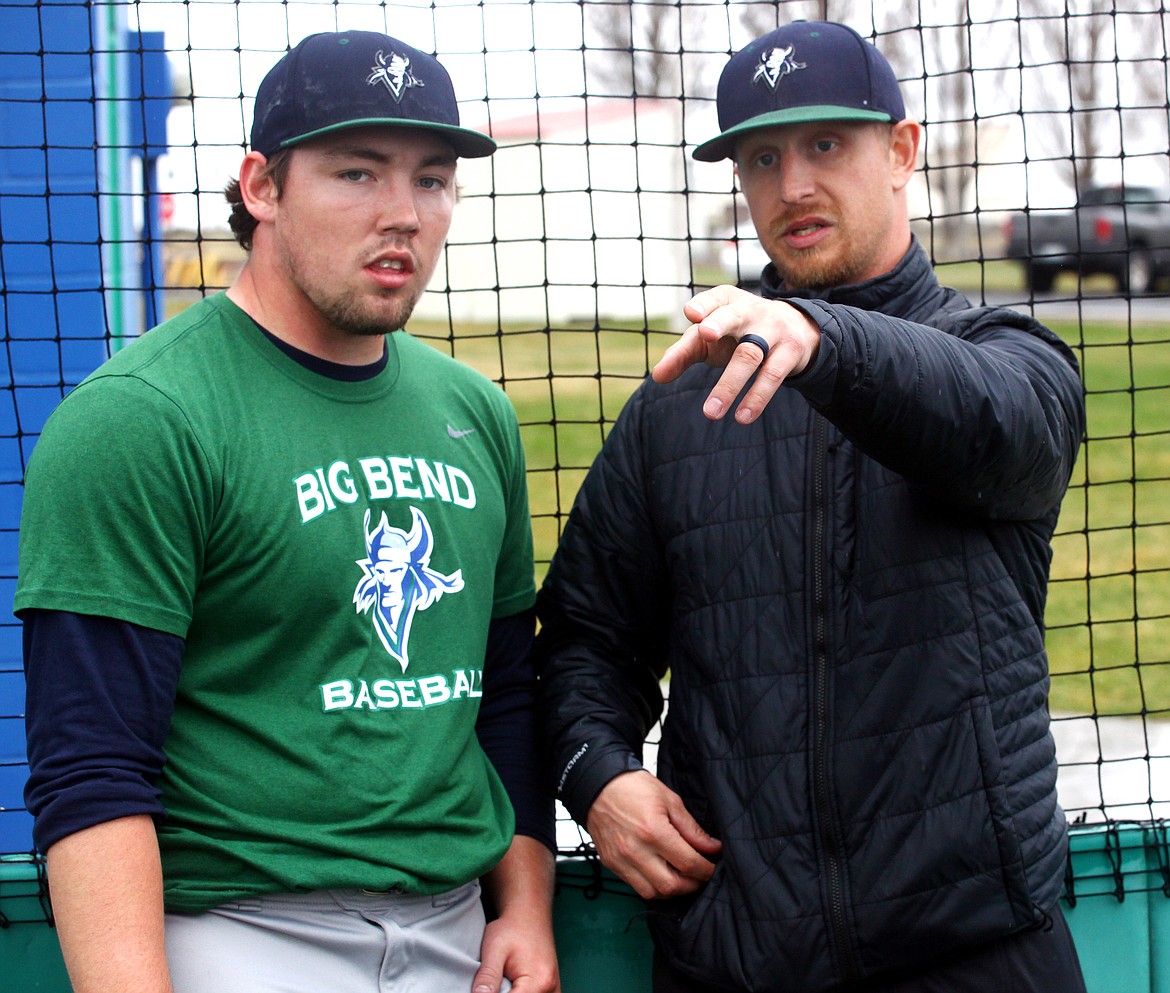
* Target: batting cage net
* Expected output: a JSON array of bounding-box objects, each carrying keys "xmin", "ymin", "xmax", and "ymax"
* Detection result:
[{"xmin": 1, "ymin": 0, "xmax": 1168, "ymax": 905}]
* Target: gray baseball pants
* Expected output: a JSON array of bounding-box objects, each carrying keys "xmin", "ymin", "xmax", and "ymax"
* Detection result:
[{"xmin": 164, "ymin": 880, "xmax": 507, "ymax": 993}]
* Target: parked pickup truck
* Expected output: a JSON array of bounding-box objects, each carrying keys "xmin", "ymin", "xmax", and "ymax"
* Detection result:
[{"xmin": 1002, "ymin": 184, "xmax": 1170, "ymax": 294}]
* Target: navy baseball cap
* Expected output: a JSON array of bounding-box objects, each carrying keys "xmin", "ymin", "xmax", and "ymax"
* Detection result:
[
  {"xmin": 692, "ymin": 21, "xmax": 905, "ymax": 162},
  {"xmin": 250, "ymin": 30, "xmax": 496, "ymax": 159}
]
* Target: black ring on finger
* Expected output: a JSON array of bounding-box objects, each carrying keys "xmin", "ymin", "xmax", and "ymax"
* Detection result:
[{"xmin": 737, "ymin": 333, "xmax": 770, "ymax": 362}]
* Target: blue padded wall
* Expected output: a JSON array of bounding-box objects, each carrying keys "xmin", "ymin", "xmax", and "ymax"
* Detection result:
[{"xmin": 0, "ymin": 0, "xmax": 113, "ymax": 854}]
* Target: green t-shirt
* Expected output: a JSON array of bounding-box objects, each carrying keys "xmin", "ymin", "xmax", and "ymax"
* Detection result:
[{"xmin": 16, "ymin": 294, "xmax": 536, "ymax": 911}]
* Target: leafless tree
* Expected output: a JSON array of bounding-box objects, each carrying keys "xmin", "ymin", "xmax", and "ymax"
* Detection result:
[
  {"xmin": 737, "ymin": 0, "xmax": 826, "ymax": 40},
  {"xmin": 583, "ymin": 0, "xmax": 683, "ymax": 97},
  {"xmin": 879, "ymin": 4, "xmax": 979, "ymax": 260},
  {"xmin": 1029, "ymin": 0, "xmax": 1168, "ymax": 193},
  {"xmin": 584, "ymin": 0, "xmax": 846, "ymax": 99},
  {"xmin": 1035, "ymin": 0, "xmax": 1113, "ymax": 191}
]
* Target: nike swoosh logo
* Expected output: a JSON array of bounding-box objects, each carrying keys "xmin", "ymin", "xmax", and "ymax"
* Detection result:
[{"xmin": 447, "ymin": 424, "xmax": 477, "ymax": 439}]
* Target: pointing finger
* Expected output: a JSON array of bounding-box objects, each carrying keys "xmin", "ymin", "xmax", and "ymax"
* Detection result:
[{"xmin": 701, "ymin": 337, "xmax": 772, "ymax": 420}]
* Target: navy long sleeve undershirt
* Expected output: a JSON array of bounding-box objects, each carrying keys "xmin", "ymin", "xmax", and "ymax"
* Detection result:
[{"xmin": 23, "ymin": 607, "xmax": 554, "ymax": 854}]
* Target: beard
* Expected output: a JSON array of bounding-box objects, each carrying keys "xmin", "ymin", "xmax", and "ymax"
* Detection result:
[
  {"xmin": 278, "ymin": 238, "xmax": 428, "ymax": 336},
  {"xmin": 765, "ymin": 211, "xmax": 892, "ymax": 292},
  {"xmin": 312, "ymin": 285, "xmax": 425, "ymax": 338},
  {"xmin": 773, "ymin": 246, "xmax": 864, "ymax": 291}
]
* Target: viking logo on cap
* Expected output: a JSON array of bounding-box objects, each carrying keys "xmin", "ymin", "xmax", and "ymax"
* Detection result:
[
  {"xmin": 367, "ymin": 49, "xmax": 425, "ymax": 103},
  {"xmin": 752, "ymin": 45, "xmax": 806, "ymax": 91}
]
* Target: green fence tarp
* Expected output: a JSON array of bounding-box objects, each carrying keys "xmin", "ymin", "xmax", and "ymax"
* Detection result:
[{"xmin": 3, "ymin": 823, "xmax": 1165, "ymax": 992}]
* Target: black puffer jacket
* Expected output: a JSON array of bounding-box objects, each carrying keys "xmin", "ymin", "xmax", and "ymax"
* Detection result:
[{"xmin": 536, "ymin": 242, "xmax": 1086, "ymax": 993}]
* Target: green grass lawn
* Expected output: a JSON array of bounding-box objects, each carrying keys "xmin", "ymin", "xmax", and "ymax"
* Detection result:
[
  {"xmin": 1045, "ymin": 318, "xmax": 1170, "ymax": 717},
  {"xmin": 409, "ymin": 320, "xmax": 675, "ymax": 573},
  {"xmin": 411, "ymin": 307, "xmax": 1170, "ymax": 722},
  {"xmin": 169, "ymin": 258, "xmax": 1167, "ymax": 721}
]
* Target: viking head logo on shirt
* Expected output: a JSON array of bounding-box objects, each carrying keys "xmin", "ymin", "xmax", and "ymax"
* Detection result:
[{"xmin": 354, "ymin": 507, "xmax": 464, "ymax": 671}]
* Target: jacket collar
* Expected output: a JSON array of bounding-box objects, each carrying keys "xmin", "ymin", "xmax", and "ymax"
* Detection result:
[{"xmin": 757, "ymin": 237, "xmax": 967, "ymax": 323}]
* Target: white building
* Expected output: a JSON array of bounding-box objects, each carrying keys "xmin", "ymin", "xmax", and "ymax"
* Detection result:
[{"xmin": 414, "ymin": 97, "xmax": 696, "ymax": 328}]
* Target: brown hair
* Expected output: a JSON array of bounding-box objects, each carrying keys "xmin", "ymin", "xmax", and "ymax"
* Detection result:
[{"xmin": 223, "ymin": 150, "xmax": 293, "ymax": 251}]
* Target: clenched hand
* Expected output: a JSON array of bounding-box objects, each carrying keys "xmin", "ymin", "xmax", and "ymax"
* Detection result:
[{"xmin": 586, "ymin": 771, "xmax": 722, "ymax": 900}]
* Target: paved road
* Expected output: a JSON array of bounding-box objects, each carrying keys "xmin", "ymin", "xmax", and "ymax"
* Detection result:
[
  {"xmin": 1052, "ymin": 714, "xmax": 1170, "ymax": 823},
  {"xmin": 981, "ymin": 290, "xmax": 1170, "ymax": 324}
]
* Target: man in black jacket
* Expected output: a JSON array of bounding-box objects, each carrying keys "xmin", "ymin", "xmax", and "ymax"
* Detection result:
[{"xmin": 536, "ymin": 20, "xmax": 1088, "ymax": 993}]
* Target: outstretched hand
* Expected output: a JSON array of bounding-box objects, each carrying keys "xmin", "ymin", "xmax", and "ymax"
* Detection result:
[
  {"xmin": 653, "ymin": 285, "xmax": 821, "ymax": 424},
  {"xmin": 586, "ymin": 771, "xmax": 722, "ymax": 900}
]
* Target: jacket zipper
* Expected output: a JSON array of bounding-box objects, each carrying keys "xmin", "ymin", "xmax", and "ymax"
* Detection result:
[{"xmin": 811, "ymin": 415, "xmax": 860, "ymax": 983}]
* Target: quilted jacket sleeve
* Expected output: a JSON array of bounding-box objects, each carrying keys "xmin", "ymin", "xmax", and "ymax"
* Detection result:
[
  {"xmin": 534, "ymin": 387, "xmax": 671, "ymax": 826},
  {"xmin": 786, "ymin": 301, "xmax": 1085, "ymax": 522}
]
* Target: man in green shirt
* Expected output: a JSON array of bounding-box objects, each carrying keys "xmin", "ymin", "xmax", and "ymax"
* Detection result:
[{"xmin": 18, "ymin": 30, "xmax": 558, "ymax": 993}]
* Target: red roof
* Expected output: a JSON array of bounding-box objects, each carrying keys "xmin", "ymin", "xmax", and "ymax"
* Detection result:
[{"xmin": 470, "ymin": 98, "xmax": 673, "ymax": 141}]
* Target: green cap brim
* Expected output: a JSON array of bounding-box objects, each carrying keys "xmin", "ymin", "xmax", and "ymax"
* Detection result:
[
  {"xmin": 281, "ymin": 117, "xmax": 497, "ymax": 159},
  {"xmin": 691, "ymin": 105, "xmax": 894, "ymax": 162}
]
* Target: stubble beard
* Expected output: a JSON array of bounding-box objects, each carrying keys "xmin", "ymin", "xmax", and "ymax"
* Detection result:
[
  {"xmin": 767, "ymin": 208, "xmax": 889, "ymax": 292},
  {"xmin": 283, "ymin": 248, "xmax": 427, "ymax": 337},
  {"xmin": 775, "ymin": 247, "xmax": 859, "ymax": 292},
  {"xmin": 771, "ymin": 227, "xmax": 876, "ymax": 292},
  {"xmin": 314, "ymin": 285, "xmax": 425, "ymax": 338}
]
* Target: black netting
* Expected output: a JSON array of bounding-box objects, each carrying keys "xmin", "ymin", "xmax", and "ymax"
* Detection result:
[{"xmin": 1, "ymin": 0, "xmax": 1167, "ymax": 870}]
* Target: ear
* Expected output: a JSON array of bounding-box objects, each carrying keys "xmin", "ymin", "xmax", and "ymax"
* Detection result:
[
  {"xmin": 888, "ymin": 119, "xmax": 921, "ymax": 192},
  {"xmin": 237, "ymin": 151, "xmax": 281, "ymax": 224}
]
